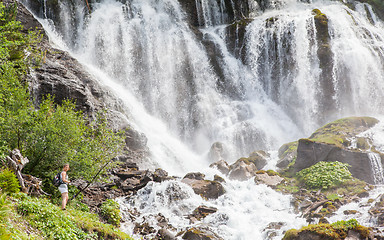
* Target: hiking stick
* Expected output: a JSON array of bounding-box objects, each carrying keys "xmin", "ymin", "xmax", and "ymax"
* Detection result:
[{"xmin": 70, "ymin": 158, "xmax": 113, "ymax": 201}]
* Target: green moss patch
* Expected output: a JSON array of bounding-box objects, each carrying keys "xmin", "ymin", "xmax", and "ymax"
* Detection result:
[
  {"xmin": 308, "ymin": 117, "xmax": 378, "ymax": 148},
  {"xmin": 283, "ymin": 219, "xmax": 370, "ymax": 240}
]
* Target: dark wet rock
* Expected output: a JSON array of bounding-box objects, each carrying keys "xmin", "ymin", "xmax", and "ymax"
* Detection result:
[
  {"xmin": 153, "ymin": 168, "xmax": 170, "ymax": 182},
  {"xmin": 344, "ymin": 210, "xmax": 359, "ymax": 215},
  {"xmin": 154, "ymin": 228, "xmax": 176, "ymax": 240},
  {"xmin": 357, "ymin": 191, "xmax": 369, "ymax": 198},
  {"xmin": 133, "ymin": 222, "xmax": 156, "ymax": 235},
  {"xmin": 228, "ymin": 159, "xmax": 257, "ymax": 181},
  {"xmin": 225, "ymin": 18, "xmax": 252, "ymax": 62},
  {"xmin": 265, "ymin": 222, "xmax": 286, "ymax": 230},
  {"xmin": 181, "ymin": 226, "xmax": 223, "ymax": 240},
  {"xmin": 312, "ymin": 8, "xmax": 335, "ymax": 118},
  {"xmin": 263, "ymin": 222, "xmax": 286, "ymax": 240},
  {"xmin": 254, "ymin": 172, "xmax": 284, "ymax": 187},
  {"xmin": 178, "ymin": 0, "xmax": 200, "ymax": 26},
  {"xmin": 213, "ymin": 175, "xmax": 226, "ymax": 183},
  {"xmin": 125, "ymin": 128, "xmax": 148, "ymax": 151},
  {"xmin": 188, "ymin": 205, "xmax": 218, "ymax": 222},
  {"xmin": 354, "ymin": 0, "xmax": 384, "ymax": 21},
  {"xmin": 209, "ymin": 160, "xmax": 231, "ymax": 175},
  {"xmin": 183, "ymin": 172, "xmax": 206, "ymax": 180},
  {"xmin": 181, "ymin": 178, "xmax": 225, "ymax": 199},
  {"xmin": 178, "ymin": 0, "xmax": 253, "ymax": 27}
]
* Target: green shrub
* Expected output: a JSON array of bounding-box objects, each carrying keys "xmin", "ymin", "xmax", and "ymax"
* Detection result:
[
  {"xmin": 326, "ymin": 193, "xmax": 340, "ymax": 201},
  {"xmin": 0, "ymin": 168, "xmax": 20, "ymax": 193},
  {"xmin": 100, "ymin": 199, "xmax": 121, "ymax": 226},
  {"xmin": 297, "ymin": 161, "xmax": 352, "ymax": 190}
]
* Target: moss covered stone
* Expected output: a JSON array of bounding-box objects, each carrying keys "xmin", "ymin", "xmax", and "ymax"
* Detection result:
[
  {"xmin": 309, "ymin": 117, "xmax": 378, "ymax": 148},
  {"xmin": 283, "ymin": 219, "xmax": 370, "ymax": 240}
]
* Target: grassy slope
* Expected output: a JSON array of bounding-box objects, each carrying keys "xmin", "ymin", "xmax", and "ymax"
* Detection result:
[{"xmin": 1, "ymin": 192, "xmax": 134, "ymax": 240}]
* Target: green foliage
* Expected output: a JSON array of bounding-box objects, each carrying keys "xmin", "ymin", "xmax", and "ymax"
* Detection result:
[
  {"xmin": 0, "ymin": 192, "xmax": 11, "ymax": 223},
  {"xmin": 16, "ymin": 196, "xmax": 131, "ymax": 239},
  {"xmin": 331, "ymin": 219, "xmax": 358, "ymax": 231},
  {"xmin": 297, "ymin": 161, "xmax": 352, "ymax": 190},
  {"xmin": 100, "ymin": 199, "xmax": 121, "ymax": 227},
  {"xmin": 0, "ymin": 168, "xmax": 20, "ymax": 193},
  {"xmin": 0, "ymin": 191, "xmax": 12, "ymax": 239},
  {"xmin": 326, "ymin": 193, "xmax": 340, "ymax": 201}
]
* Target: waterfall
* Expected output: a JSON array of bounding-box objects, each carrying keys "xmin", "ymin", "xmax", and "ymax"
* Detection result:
[
  {"xmin": 368, "ymin": 152, "xmax": 384, "ymax": 185},
  {"xmin": 20, "ymin": 0, "xmax": 384, "ymax": 166},
  {"xmin": 19, "ymin": 0, "xmax": 384, "ymax": 238}
]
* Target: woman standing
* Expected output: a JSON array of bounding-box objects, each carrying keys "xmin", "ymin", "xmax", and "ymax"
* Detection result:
[{"xmin": 58, "ymin": 163, "xmax": 71, "ymax": 210}]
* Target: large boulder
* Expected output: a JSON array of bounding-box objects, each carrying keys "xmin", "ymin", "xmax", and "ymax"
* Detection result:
[
  {"xmin": 294, "ymin": 139, "xmax": 379, "ymax": 184},
  {"xmin": 228, "ymin": 159, "xmax": 257, "ymax": 181},
  {"xmin": 181, "ymin": 226, "xmax": 223, "ymax": 240},
  {"xmin": 293, "ymin": 117, "xmax": 381, "ymax": 184},
  {"xmin": 181, "ymin": 178, "xmax": 225, "ymax": 199},
  {"xmin": 227, "ymin": 150, "xmax": 269, "ymax": 181},
  {"xmin": 254, "ymin": 172, "xmax": 284, "ymax": 187},
  {"xmin": 209, "ymin": 160, "xmax": 231, "ymax": 175}
]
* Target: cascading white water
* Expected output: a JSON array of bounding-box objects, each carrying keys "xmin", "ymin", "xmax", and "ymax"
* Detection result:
[
  {"xmin": 116, "ymin": 173, "xmax": 307, "ymax": 239},
  {"xmin": 368, "ymin": 152, "xmax": 384, "ymax": 185},
  {"xmin": 20, "ymin": 0, "xmax": 384, "ymax": 238}
]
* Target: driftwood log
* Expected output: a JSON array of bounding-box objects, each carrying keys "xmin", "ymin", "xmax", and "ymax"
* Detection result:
[{"xmin": 4, "ymin": 149, "xmax": 49, "ymax": 196}]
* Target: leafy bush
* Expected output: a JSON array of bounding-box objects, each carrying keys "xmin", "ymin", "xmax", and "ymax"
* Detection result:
[
  {"xmin": 0, "ymin": 168, "xmax": 20, "ymax": 193},
  {"xmin": 297, "ymin": 161, "xmax": 352, "ymax": 190},
  {"xmin": 100, "ymin": 199, "xmax": 121, "ymax": 226},
  {"xmin": 331, "ymin": 219, "xmax": 358, "ymax": 231}
]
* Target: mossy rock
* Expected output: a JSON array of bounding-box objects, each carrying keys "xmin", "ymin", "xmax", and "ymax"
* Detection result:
[
  {"xmin": 282, "ymin": 219, "xmax": 370, "ymax": 240},
  {"xmin": 233, "ymin": 150, "xmax": 269, "ymax": 170},
  {"xmin": 308, "ymin": 116, "xmax": 378, "ymax": 148},
  {"xmin": 312, "ymin": 9, "xmax": 328, "ymax": 25},
  {"xmin": 278, "ymin": 141, "xmax": 298, "ymax": 159},
  {"xmin": 277, "ymin": 141, "xmax": 298, "ymax": 168}
]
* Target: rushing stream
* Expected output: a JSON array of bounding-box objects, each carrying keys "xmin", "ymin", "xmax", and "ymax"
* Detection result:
[{"xmin": 20, "ymin": 0, "xmax": 384, "ymax": 238}]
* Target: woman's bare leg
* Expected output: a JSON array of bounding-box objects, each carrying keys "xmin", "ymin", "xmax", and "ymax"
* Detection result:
[{"xmin": 61, "ymin": 192, "xmax": 68, "ymax": 209}]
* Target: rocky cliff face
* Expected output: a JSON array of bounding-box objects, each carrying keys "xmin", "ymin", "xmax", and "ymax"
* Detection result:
[{"xmin": 12, "ymin": 0, "xmax": 150, "ymax": 165}]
